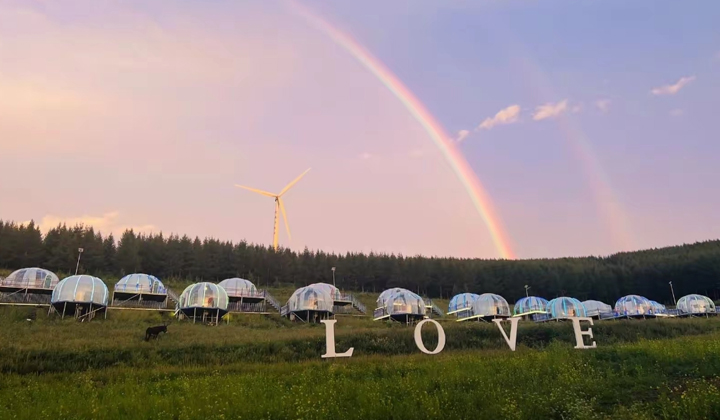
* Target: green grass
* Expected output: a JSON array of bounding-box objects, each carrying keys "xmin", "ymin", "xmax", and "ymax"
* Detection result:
[
  {"xmin": 2, "ymin": 333, "xmax": 720, "ymax": 419},
  {"xmin": 3, "ymin": 307, "xmax": 720, "ymax": 419}
]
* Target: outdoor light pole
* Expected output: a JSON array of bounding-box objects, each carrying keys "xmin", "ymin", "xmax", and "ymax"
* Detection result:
[
  {"xmin": 331, "ymin": 267, "xmax": 336, "ymax": 288},
  {"xmin": 669, "ymin": 281, "xmax": 677, "ymax": 306},
  {"xmin": 75, "ymin": 248, "xmax": 84, "ymax": 275},
  {"xmin": 524, "ymin": 285, "xmax": 530, "ymax": 298}
]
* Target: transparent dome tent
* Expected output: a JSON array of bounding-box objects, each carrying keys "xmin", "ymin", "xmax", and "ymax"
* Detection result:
[
  {"xmin": 51, "ymin": 275, "xmax": 109, "ymax": 319},
  {"xmin": 582, "ymin": 300, "xmax": 613, "ymax": 318},
  {"xmin": 514, "ymin": 296, "xmax": 548, "ymax": 317},
  {"xmin": 218, "ymin": 278, "xmax": 259, "ymax": 299},
  {"xmin": 458, "ymin": 293, "xmax": 511, "ymax": 321},
  {"xmin": 615, "ymin": 295, "xmax": 654, "ymax": 318},
  {"xmin": 546, "ymin": 297, "xmax": 587, "ymax": 320},
  {"xmin": 112, "ymin": 273, "xmax": 167, "ymax": 308},
  {"xmin": 448, "ymin": 293, "xmax": 480, "ymax": 317},
  {"xmin": 676, "ymin": 294, "xmax": 716, "ymax": 316},
  {"xmin": 283, "ymin": 284, "xmax": 335, "ymax": 322},
  {"xmin": 218, "ymin": 278, "xmax": 278, "ymax": 313},
  {"xmin": 0, "ymin": 267, "xmax": 59, "ymax": 304},
  {"xmin": 177, "ymin": 282, "xmax": 229, "ymax": 323},
  {"xmin": 374, "ymin": 288, "xmax": 426, "ymax": 323},
  {"xmin": 377, "ymin": 288, "xmax": 405, "ymax": 308},
  {"xmin": 649, "ymin": 300, "xmax": 668, "ymax": 316}
]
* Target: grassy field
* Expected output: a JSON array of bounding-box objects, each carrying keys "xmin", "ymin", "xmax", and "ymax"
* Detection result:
[{"xmin": 2, "ymin": 306, "xmax": 720, "ymax": 419}]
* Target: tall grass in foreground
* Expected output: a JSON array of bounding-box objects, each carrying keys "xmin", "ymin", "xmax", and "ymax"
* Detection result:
[
  {"xmin": 2, "ymin": 334, "xmax": 720, "ymax": 419},
  {"xmin": 3, "ymin": 306, "xmax": 720, "ymax": 374}
]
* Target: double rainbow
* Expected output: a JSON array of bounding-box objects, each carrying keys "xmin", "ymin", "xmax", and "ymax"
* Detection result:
[{"xmin": 290, "ymin": 1, "xmax": 515, "ymax": 259}]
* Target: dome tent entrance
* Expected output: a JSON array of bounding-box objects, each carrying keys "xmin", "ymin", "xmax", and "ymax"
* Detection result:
[
  {"xmin": 177, "ymin": 282, "xmax": 229, "ymax": 324},
  {"xmin": 112, "ymin": 273, "xmax": 168, "ymax": 309},
  {"xmin": 0, "ymin": 267, "xmax": 60, "ymax": 304},
  {"xmin": 51, "ymin": 275, "xmax": 109, "ymax": 320}
]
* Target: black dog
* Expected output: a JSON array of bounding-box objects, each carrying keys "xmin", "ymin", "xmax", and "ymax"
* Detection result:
[{"xmin": 145, "ymin": 325, "xmax": 168, "ymax": 341}]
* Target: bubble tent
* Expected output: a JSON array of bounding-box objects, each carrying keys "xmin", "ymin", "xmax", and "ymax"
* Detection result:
[
  {"xmin": 676, "ymin": 294, "xmax": 716, "ymax": 315},
  {"xmin": 448, "ymin": 293, "xmax": 480, "ymax": 316},
  {"xmin": 114, "ymin": 273, "xmax": 166, "ymax": 294},
  {"xmin": 373, "ymin": 287, "xmax": 426, "ymax": 323},
  {"xmin": 615, "ymin": 295, "xmax": 654, "ymax": 317},
  {"xmin": 51, "ymin": 275, "xmax": 109, "ymax": 318},
  {"xmin": 218, "ymin": 278, "xmax": 260, "ymax": 299},
  {"xmin": 546, "ymin": 297, "xmax": 587, "ymax": 319},
  {"xmin": 1, "ymin": 267, "xmax": 60, "ymax": 290},
  {"xmin": 177, "ymin": 282, "xmax": 229, "ymax": 322},
  {"xmin": 582, "ymin": 300, "xmax": 613, "ymax": 318},
  {"xmin": 649, "ymin": 300, "xmax": 668, "ymax": 315},
  {"xmin": 377, "ymin": 288, "xmax": 405, "ymax": 308},
  {"xmin": 283, "ymin": 283, "xmax": 335, "ymax": 322},
  {"xmin": 112, "ymin": 273, "xmax": 168, "ymax": 307},
  {"xmin": 514, "ymin": 296, "xmax": 549, "ymax": 316},
  {"xmin": 461, "ymin": 293, "xmax": 511, "ymax": 320}
]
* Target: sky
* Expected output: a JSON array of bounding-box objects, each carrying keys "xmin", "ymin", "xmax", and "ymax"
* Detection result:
[{"xmin": 1, "ymin": 0, "xmax": 718, "ymax": 259}]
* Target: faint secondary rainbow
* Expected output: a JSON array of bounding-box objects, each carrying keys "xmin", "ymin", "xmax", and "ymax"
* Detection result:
[{"xmin": 289, "ymin": 1, "xmax": 515, "ymax": 259}]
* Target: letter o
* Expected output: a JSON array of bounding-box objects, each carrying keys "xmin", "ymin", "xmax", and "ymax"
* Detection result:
[{"xmin": 413, "ymin": 319, "xmax": 446, "ymax": 355}]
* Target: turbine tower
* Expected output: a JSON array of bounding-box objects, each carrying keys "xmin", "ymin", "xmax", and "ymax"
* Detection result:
[{"xmin": 235, "ymin": 168, "xmax": 311, "ymax": 251}]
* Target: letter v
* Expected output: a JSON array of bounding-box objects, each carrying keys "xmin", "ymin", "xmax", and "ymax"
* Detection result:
[{"xmin": 492, "ymin": 317, "xmax": 520, "ymax": 351}]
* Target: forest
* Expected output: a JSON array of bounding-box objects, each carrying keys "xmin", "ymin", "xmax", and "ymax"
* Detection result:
[{"xmin": 1, "ymin": 219, "xmax": 719, "ymax": 304}]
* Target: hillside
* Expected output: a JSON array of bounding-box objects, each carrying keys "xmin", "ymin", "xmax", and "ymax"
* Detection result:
[{"xmin": 1, "ymin": 220, "xmax": 719, "ymax": 305}]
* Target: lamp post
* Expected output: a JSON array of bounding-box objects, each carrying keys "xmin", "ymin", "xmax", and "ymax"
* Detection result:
[
  {"xmin": 75, "ymin": 248, "xmax": 84, "ymax": 275},
  {"xmin": 669, "ymin": 281, "xmax": 677, "ymax": 306},
  {"xmin": 524, "ymin": 285, "xmax": 530, "ymax": 298},
  {"xmin": 331, "ymin": 267, "xmax": 336, "ymax": 288}
]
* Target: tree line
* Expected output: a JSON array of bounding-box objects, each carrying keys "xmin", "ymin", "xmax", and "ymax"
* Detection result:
[{"xmin": 1, "ymin": 219, "xmax": 719, "ymax": 304}]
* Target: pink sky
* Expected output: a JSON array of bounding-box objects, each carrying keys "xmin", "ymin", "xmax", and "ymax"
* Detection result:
[{"xmin": 1, "ymin": 0, "xmax": 719, "ymax": 259}]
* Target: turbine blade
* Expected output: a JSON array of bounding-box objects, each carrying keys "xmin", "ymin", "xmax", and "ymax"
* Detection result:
[
  {"xmin": 279, "ymin": 168, "xmax": 311, "ymax": 196},
  {"xmin": 278, "ymin": 198, "xmax": 291, "ymax": 241},
  {"xmin": 235, "ymin": 185, "xmax": 276, "ymax": 197}
]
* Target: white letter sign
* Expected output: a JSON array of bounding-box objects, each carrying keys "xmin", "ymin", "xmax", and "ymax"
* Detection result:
[
  {"xmin": 571, "ymin": 317, "xmax": 597, "ymax": 349},
  {"xmin": 413, "ymin": 319, "xmax": 446, "ymax": 355},
  {"xmin": 320, "ymin": 320, "xmax": 354, "ymax": 358},
  {"xmin": 492, "ymin": 317, "xmax": 520, "ymax": 351}
]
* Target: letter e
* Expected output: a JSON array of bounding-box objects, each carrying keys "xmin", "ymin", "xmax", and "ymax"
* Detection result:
[{"xmin": 571, "ymin": 317, "xmax": 597, "ymax": 349}]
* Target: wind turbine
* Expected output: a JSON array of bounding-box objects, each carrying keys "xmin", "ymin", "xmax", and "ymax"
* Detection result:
[{"xmin": 235, "ymin": 168, "xmax": 311, "ymax": 251}]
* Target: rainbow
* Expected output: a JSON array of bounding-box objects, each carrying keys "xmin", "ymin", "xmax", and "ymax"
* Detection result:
[{"xmin": 289, "ymin": 1, "xmax": 515, "ymax": 259}]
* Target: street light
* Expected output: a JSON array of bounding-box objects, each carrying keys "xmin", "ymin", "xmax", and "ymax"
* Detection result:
[
  {"xmin": 331, "ymin": 267, "xmax": 336, "ymax": 288},
  {"xmin": 524, "ymin": 285, "xmax": 530, "ymax": 298},
  {"xmin": 669, "ymin": 281, "xmax": 677, "ymax": 306},
  {"xmin": 75, "ymin": 248, "xmax": 84, "ymax": 275}
]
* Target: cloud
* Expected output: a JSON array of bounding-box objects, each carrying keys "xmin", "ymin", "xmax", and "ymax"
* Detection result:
[
  {"xmin": 359, "ymin": 152, "xmax": 373, "ymax": 160},
  {"xmin": 27, "ymin": 212, "xmax": 156, "ymax": 236},
  {"xmin": 572, "ymin": 103, "xmax": 583, "ymax": 113},
  {"xmin": 477, "ymin": 105, "xmax": 521, "ymax": 130},
  {"xmin": 595, "ymin": 99, "xmax": 611, "ymax": 113},
  {"xmin": 651, "ymin": 76, "xmax": 696, "ymax": 96},
  {"xmin": 670, "ymin": 109, "xmax": 684, "ymax": 117},
  {"xmin": 455, "ymin": 129, "xmax": 470, "ymax": 143},
  {"xmin": 532, "ymin": 99, "xmax": 568, "ymax": 121}
]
